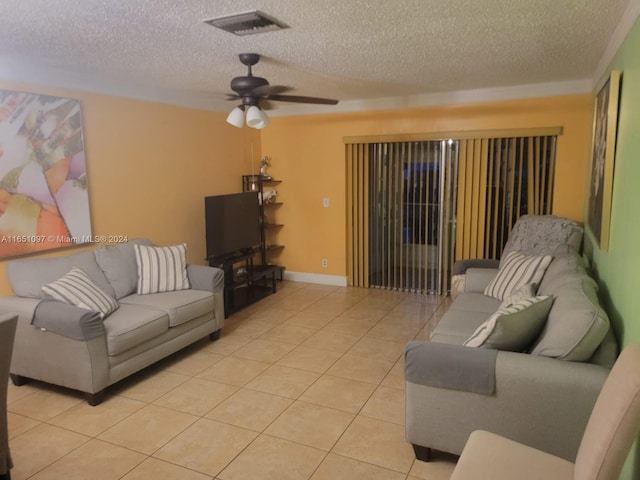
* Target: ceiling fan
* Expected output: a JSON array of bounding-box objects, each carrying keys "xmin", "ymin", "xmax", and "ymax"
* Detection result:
[{"xmin": 225, "ymin": 53, "xmax": 338, "ymax": 129}]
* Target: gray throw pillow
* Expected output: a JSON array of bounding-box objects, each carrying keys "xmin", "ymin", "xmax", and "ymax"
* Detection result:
[
  {"xmin": 94, "ymin": 238, "xmax": 152, "ymax": 299},
  {"xmin": 530, "ymin": 278, "xmax": 609, "ymax": 361},
  {"xmin": 464, "ymin": 295, "xmax": 554, "ymax": 351}
]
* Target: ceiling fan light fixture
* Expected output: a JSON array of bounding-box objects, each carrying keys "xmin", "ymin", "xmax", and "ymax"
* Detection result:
[
  {"xmin": 226, "ymin": 106, "xmax": 245, "ymax": 128},
  {"xmin": 246, "ymin": 105, "xmax": 264, "ymax": 128},
  {"xmin": 255, "ymin": 109, "xmax": 270, "ymax": 129}
]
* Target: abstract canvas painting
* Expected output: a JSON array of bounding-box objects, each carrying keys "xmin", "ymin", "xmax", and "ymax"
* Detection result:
[
  {"xmin": 0, "ymin": 90, "xmax": 92, "ymax": 258},
  {"xmin": 587, "ymin": 70, "xmax": 621, "ymax": 251}
]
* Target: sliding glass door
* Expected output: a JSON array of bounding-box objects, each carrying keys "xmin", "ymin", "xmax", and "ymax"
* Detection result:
[
  {"xmin": 346, "ymin": 129, "xmax": 559, "ymax": 295},
  {"xmin": 367, "ymin": 141, "xmax": 456, "ymax": 294}
]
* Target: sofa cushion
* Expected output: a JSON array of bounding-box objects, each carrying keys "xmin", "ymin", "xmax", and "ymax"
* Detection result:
[
  {"xmin": 7, "ymin": 250, "xmax": 116, "ymax": 299},
  {"xmin": 41, "ymin": 268, "xmax": 119, "ymax": 319},
  {"xmin": 484, "ymin": 251, "xmax": 552, "ymax": 301},
  {"xmin": 103, "ymin": 304, "xmax": 169, "ymax": 356},
  {"xmin": 537, "ymin": 243, "xmax": 589, "ymax": 295},
  {"xmin": 119, "ymin": 289, "xmax": 214, "ymax": 327},
  {"xmin": 464, "ymin": 295, "xmax": 553, "ymax": 351},
  {"xmin": 431, "ymin": 306, "xmax": 494, "ymax": 342},
  {"xmin": 134, "ymin": 243, "xmax": 190, "ymax": 294},
  {"xmin": 94, "ymin": 238, "xmax": 152, "ymax": 299},
  {"xmin": 530, "ymin": 278, "xmax": 610, "ymax": 361},
  {"xmin": 447, "ymin": 292, "xmax": 502, "ymax": 315},
  {"xmin": 499, "ymin": 283, "xmax": 537, "ymax": 309}
]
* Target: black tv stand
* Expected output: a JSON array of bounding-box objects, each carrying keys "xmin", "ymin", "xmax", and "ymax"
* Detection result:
[{"xmin": 208, "ymin": 248, "xmax": 279, "ymax": 318}]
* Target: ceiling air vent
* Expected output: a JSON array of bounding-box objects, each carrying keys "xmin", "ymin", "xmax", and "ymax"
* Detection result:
[{"xmin": 204, "ymin": 10, "xmax": 288, "ymax": 36}]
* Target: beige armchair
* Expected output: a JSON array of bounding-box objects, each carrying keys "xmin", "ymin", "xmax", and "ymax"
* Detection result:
[
  {"xmin": 1, "ymin": 313, "xmax": 18, "ymax": 480},
  {"xmin": 450, "ymin": 343, "xmax": 640, "ymax": 480}
]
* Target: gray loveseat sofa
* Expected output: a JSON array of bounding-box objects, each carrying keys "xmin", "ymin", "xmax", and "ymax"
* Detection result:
[
  {"xmin": 0, "ymin": 239, "xmax": 224, "ymax": 405},
  {"xmin": 405, "ymin": 242, "xmax": 617, "ymax": 463}
]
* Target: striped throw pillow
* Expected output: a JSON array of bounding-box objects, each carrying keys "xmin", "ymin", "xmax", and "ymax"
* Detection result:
[
  {"xmin": 42, "ymin": 268, "xmax": 119, "ymax": 319},
  {"xmin": 464, "ymin": 295, "xmax": 553, "ymax": 350},
  {"xmin": 484, "ymin": 251, "xmax": 552, "ymax": 301},
  {"xmin": 134, "ymin": 243, "xmax": 190, "ymax": 295}
]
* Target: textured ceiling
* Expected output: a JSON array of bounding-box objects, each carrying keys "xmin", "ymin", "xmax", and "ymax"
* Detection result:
[{"xmin": 0, "ymin": 0, "xmax": 635, "ymax": 114}]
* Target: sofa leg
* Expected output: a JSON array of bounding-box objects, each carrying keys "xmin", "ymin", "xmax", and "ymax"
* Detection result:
[
  {"xmin": 85, "ymin": 390, "xmax": 105, "ymax": 406},
  {"xmin": 10, "ymin": 374, "xmax": 29, "ymax": 386},
  {"xmin": 209, "ymin": 329, "xmax": 221, "ymax": 341},
  {"xmin": 412, "ymin": 444, "xmax": 432, "ymax": 462}
]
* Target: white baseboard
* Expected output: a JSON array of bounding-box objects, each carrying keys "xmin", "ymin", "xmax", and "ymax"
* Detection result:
[{"xmin": 283, "ymin": 270, "xmax": 348, "ymax": 287}]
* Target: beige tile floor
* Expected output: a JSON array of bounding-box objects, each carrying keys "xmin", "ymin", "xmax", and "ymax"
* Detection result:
[{"xmin": 7, "ymin": 281, "xmax": 457, "ymax": 480}]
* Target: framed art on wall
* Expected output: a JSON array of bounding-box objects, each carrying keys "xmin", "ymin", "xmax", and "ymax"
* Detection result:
[
  {"xmin": 0, "ymin": 90, "xmax": 93, "ymax": 258},
  {"xmin": 587, "ymin": 70, "xmax": 621, "ymax": 252}
]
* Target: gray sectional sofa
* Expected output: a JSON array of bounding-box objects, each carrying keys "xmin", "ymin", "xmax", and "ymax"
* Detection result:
[
  {"xmin": 0, "ymin": 239, "xmax": 224, "ymax": 405},
  {"xmin": 405, "ymin": 242, "xmax": 617, "ymax": 463}
]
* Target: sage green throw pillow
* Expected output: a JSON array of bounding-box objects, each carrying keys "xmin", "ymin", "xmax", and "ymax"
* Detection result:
[{"xmin": 464, "ymin": 295, "xmax": 554, "ymax": 351}]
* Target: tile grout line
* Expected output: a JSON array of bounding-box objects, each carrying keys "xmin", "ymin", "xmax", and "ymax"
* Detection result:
[{"xmin": 10, "ymin": 284, "xmax": 451, "ymax": 479}]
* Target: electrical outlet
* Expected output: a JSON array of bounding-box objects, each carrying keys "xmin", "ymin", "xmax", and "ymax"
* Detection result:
[
  {"xmin": 322, "ymin": 197, "xmax": 330, "ymax": 208},
  {"xmin": 321, "ymin": 258, "xmax": 328, "ymax": 268}
]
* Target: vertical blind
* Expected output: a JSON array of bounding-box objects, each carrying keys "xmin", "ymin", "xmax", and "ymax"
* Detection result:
[
  {"xmin": 454, "ymin": 136, "xmax": 557, "ymax": 261},
  {"xmin": 345, "ymin": 128, "xmax": 561, "ymax": 294},
  {"xmin": 363, "ymin": 141, "xmax": 456, "ymax": 294}
]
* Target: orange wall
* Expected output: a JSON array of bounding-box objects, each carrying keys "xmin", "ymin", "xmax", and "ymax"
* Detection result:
[
  {"xmin": 0, "ymin": 84, "xmax": 593, "ymax": 293},
  {"xmin": 0, "ymin": 80, "xmax": 259, "ymax": 296},
  {"xmin": 261, "ymin": 94, "xmax": 593, "ymax": 277}
]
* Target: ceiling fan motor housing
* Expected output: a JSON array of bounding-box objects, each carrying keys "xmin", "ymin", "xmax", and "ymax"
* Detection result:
[
  {"xmin": 226, "ymin": 52, "xmax": 339, "ymax": 108},
  {"xmin": 230, "ymin": 75, "xmax": 269, "ymax": 95}
]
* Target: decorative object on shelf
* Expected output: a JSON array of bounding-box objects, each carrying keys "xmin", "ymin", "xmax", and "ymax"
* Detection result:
[
  {"xmin": 260, "ymin": 189, "xmax": 278, "ymax": 205},
  {"xmin": 224, "ymin": 54, "xmax": 338, "ymax": 129},
  {"xmin": 259, "ymin": 155, "xmax": 272, "ymax": 179},
  {"xmin": 0, "ymin": 89, "xmax": 93, "ymax": 259},
  {"xmin": 241, "ymin": 174, "xmax": 285, "ymax": 280},
  {"xmin": 587, "ymin": 69, "xmax": 621, "ymax": 251}
]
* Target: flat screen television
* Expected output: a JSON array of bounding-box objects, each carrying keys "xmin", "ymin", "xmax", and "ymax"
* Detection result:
[{"xmin": 205, "ymin": 192, "xmax": 261, "ymax": 260}]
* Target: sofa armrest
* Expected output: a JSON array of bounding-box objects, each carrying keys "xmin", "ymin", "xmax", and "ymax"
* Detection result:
[
  {"xmin": 0, "ymin": 295, "xmax": 110, "ymax": 394},
  {"xmin": 187, "ymin": 265, "xmax": 224, "ymax": 293},
  {"xmin": 464, "ymin": 268, "xmax": 498, "ymax": 292},
  {"xmin": 32, "ymin": 300, "xmax": 105, "ymax": 340},
  {"xmin": 452, "ymin": 259, "xmax": 500, "ymax": 276},
  {"xmin": 405, "ymin": 345, "xmax": 609, "ymax": 462},
  {"xmin": 452, "ymin": 263, "xmax": 499, "ymax": 299},
  {"xmin": 0, "ymin": 296, "xmax": 105, "ymax": 341}
]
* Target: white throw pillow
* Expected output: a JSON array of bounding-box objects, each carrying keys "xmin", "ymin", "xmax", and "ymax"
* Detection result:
[
  {"xmin": 484, "ymin": 251, "xmax": 552, "ymax": 301},
  {"xmin": 42, "ymin": 267, "xmax": 119, "ymax": 319},
  {"xmin": 134, "ymin": 243, "xmax": 190, "ymax": 294},
  {"xmin": 464, "ymin": 295, "xmax": 554, "ymax": 351}
]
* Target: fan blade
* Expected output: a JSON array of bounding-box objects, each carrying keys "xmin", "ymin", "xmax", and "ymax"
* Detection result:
[
  {"xmin": 225, "ymin": 94, "xmax": 241, "ymax": 101},
  {"xmin": 252, "ymin": 85, "xmax": 293, "ymax": 97},
  {"xmin": 260, "ymin": 100, "xmax": 276, "ymax": 111},
  {"xmin": 267, "ymin": 94, "xmax": 339, "ymax": 105}
]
